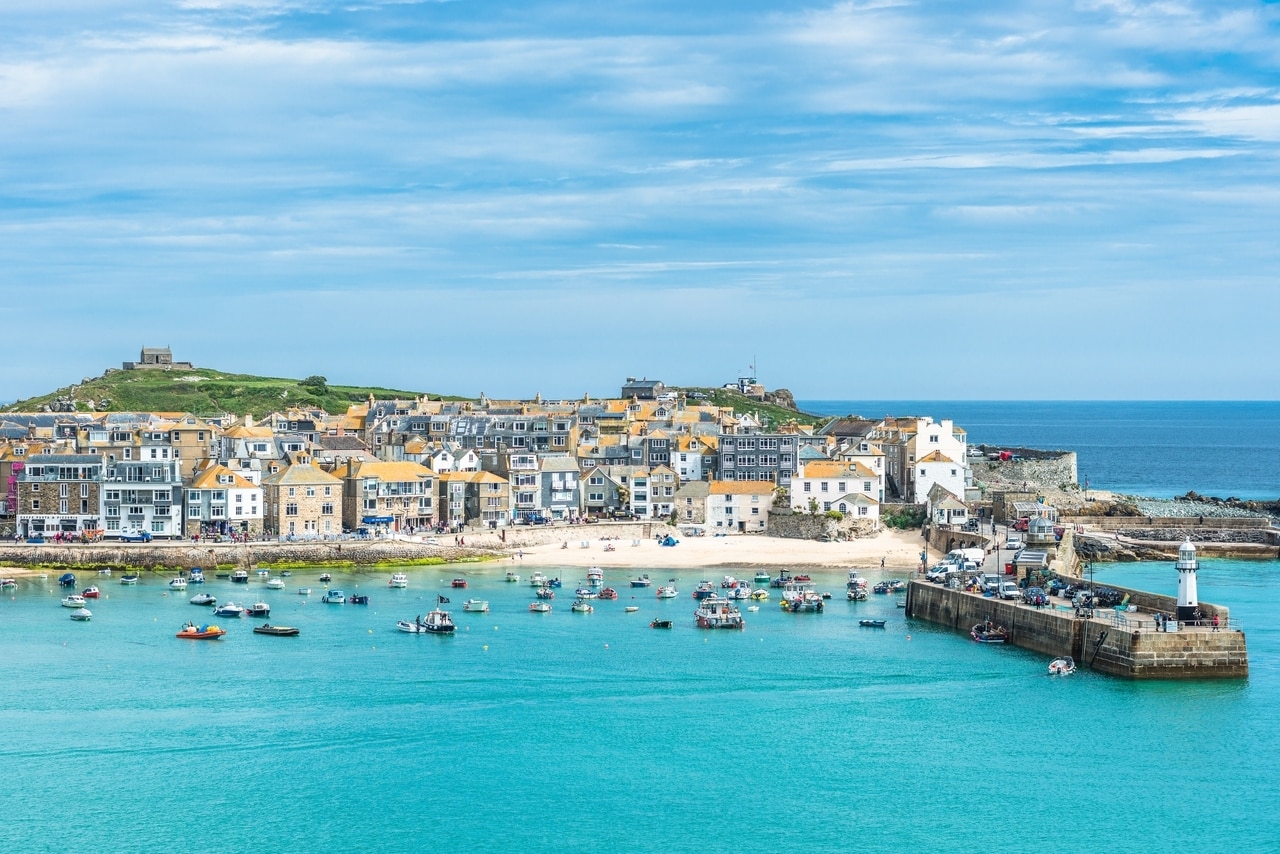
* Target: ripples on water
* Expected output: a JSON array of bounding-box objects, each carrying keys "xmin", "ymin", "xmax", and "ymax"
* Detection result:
[{"xmin": 0, "ymin": 559, "xmax": 1276, "ymax": 853}]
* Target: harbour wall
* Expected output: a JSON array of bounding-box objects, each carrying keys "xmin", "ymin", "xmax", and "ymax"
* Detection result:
[{"xmin": 904, "ymin": 581, "xmax": 1248, "ymax": 679}]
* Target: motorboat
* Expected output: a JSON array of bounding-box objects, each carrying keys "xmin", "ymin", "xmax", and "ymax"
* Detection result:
[
  {"xmin": 398, "ymin": 609, "xmax": 456, "ymax": 634},
  {"xmin": 529, "ymin": 601, "xmax": 552, "ymax": 613},
  {"xmin": 462, "ymin": 599, "xmax": 489, "ymax": 613},
  {"xmin": 727, "ymin": 586, "xmax": 751, "ymax": 600},
  {"xmin": 256, "ymin": 568, "xmax": 269, "ymax": 578},
  {"xmin": 547, "ymin": 577, "xmax": 562, "ymax": 588},
  {"xmin": 120, "ymin": 574, "xmax": 139, "ymax": 585},
  {"xmin": 692, "ymin": 581, "xmax": 715, "ymax": 600},
  {"xmin": 169, "ymin": 577, "xmax": 188, "ymax": 590},
  {"xmin": 297, "ymin": 588, "xmax": 312, "ymax": 596},
  {"xmin": 529, "ymin": 572, "xmax": 548, "ymax": 587},
  {"xmin": 70, "ymin": 607, "xmax": 93, "ymax": 621},
  {"xmin": 535, "ymin": 586, "xmax": 555, "ymax": 600},
  {"xmin": 319, "ymin": 573, "xmax": 332, "ymax": 583},
  {"xmin": 570, "ymin": 598, "xmax": 594, "ymax": 613},
  {"xmin": 61, "ymin": 594, "xmax": 87, "ymax": 608},
  {"xmin": 624, "ymin": 606, "xmax": 639, "ymax": 613},
  {"xmin": 630, "ymin": 574, "xmax": 652, "ymax": 588},
  {"xmin": 971, "ymin": 622, "xmax": 1009, "ymax": 644},
  {"xmin": 81, "ymin": 586, "xmax": 101, "ymax": 599},
  {"xmin": 213, "ymin": 602, "xmax": 246, "ymax": 618},
  {"xmin": 793, "ymin": 574, "xmax": 812, "ymax": 583},
  {"xmin": 598, "ymin": 587, "xmax": 618, "ymax": 600},
  {"xmin": 188, "ymin": 569, "xmax": 205, "ymax": 584},
  {"xmin": 770, "ymin": 570, "xmax": 792, "ymax": 589},
  {"xmin": 649, "ymin": 619, "xmax": 673, "ymax": 629},
  {"xmin": 873, "ymin": 581, "xmax": 891, "ymax": 594},
  {"xmin": 177, "ymin": 622, "xmax": 225, "ymax": 639},
  {"xmin": 0, "ymin": 578, "xmax": 15, "ymax": 589},
  {"xmin": 847, "ymin": 588, "xmax": 868, "ymax": 601},
  {"xmin": 749, "ymin": 588, "xmax": 770, "ymax": 601},
  {"xmin": 846, "ymin": 571, "xmax": 868, "ymax": 593},
  {"xmin": 504, "ymin": 571, "xmax": 520, "ymax": 583},
  {"xmin": 389, "ymin": 573, "xmax": 408, "ymax": 588},
  {"xmin": 266, "ymin": 578, "xmax": 286, "ymax": 590},
  {"xmin": 656, "ymin": 583, "xmax": 679, "ymax": 599},
  {"xmin": 215, "ymin": 569, "xmax": 231, "ymax": 578},
  {"xmin": 1049, "ymin": 656, "xmax": 1077, "ymax": 675},
  {"xmin": 754, "ymin": 571, "xmax": 771, "ymax": 585},
  {"xmin": 348, "ymin": 594, "xmax": 369, "ymax": 605},
  {"xmin": 888, "ymin": 580, "xmax": 906, "ymax": 592},
  {"xmin": 231, "ymin": 570, "xmax": 249, "ymax": 584},
  {"xmin": 280, "ymin": 570, "xmax": 292, "ymax": 577},
  {"xmin": 322, "ymin": 590, "xmax": 346, "ymax": 604},
  {"xmin": 59, "ymin": 573, "xmax": 77, "ymax": 588},
  {"xmin": 859, "ymin": 619, "xmax": 886, "ymax": 628},
  {"xmin": 246, "ymin": 602, "xmax": 271, "ymax": 618},
  {"xmin": 720, "ymin": 575, "xmax": 741, "ymax": 589},
  {"xmin": 587, "ymin": 567, "xmax": 603, "ymax": 587},
  {"xmin": 451, "ymin": 578, "xmax": 468, "ymax": 588},
  {"xmin": 190, "ymin": 592, "xmax": 217, "ymax": 606},
  {"xmin": 694, "ymin": 596, "xmax": 745, "ymax": 629},
  {"xmin": 782, "ymin": 590, "xmax": 824, "ymax": 613},
  {"xmin": 574, "ymin": 587, "xmax": 598, "ymax": 599},
  {"xmin": 97, "ymin": 568, "xmax": 113, "ymax": 576},
  {"xmin": 253, "ymin": 624, "xmax": 300, "ymax": 637}
]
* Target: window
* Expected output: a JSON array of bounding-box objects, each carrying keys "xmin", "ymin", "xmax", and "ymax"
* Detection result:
[
  {"xmin": 59, "ymin": 499, "xmax": 68, "ymax": 514},
  {"xmin": 837, "ymin": 482, "xmax": 846, "ymax": 493},
  {"xmin": 288, "ymin": 487, "xmax": 295, "ymax": 497},
  {"xmin": 803, "ymin": 482, "xmax": 811, "ymax": 493},
  {"xmin": 858, "ymin": 506, "xmax": 868, "ymax": 516},
  {"xmin": 59, "ymin": 483, "xmax": 68, "ymax": 498},
  {"xmin": 929, "ymin": 435, "xmax": 938, "ymax": 443},
  {"xmin": 950, "ymin": 469, "xmax": 957, "ymax": 476},
  {"xmin": 306, "ymin": 486, "xmax": 315, "ymax": 497},
  {"xmin": 822, "ymin": 502, "xmax": 830, "ymax": 511},
  {"xmin": 321, "ymin": 503, "xmax": 334, "ymax": 515},
  {"xmin": 589, "ymin": 476, "xmax": 604, "ymax": 485},
  {"xmin": 31, "ymin": 499, "xmax": 39, "ymax": 511},
  {"xmin": 864, "ymin": 481, "xmax": 872, "ymax": 492},
  {"xmin": 820, "ymin": 482, "xmax": 828, "ymax": 492},
  {"xmin": 189, "ymin": 505, "xmax": 201, "ymax": 517},
  {"xmin": 324, "ymin": 486, "xmax": 331, "ymax": 496},
  {"xmin": 151, "ymin": 521, "xmax": 165, "ymax": 533},
  {"xmin": 285, "ymin": 503, "xmax": 298, "ymax": 516},
  {"xmin": 487, "ymin": 497, "xmax": 500, "ymax": 507},
  {"xmin": 752, "ymin": 507, "xmax": 759, "ymax": 515}
]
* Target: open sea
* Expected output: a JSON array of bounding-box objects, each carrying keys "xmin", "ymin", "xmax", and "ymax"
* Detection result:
[
  {"xmin": 1, "ymin": 401, "xmax": 1277, "ymax": 852},
  {"xmin": 799, "ymin": 400, "xmax": 1280, "ymax": 501}
]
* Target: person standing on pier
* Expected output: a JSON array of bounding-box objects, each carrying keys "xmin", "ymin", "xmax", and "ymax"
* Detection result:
[{"xmin": 1212, "ymin": 613, "xmax": 1220, "ymax": 632}]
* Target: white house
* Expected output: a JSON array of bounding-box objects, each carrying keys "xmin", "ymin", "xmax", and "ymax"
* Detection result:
[
  {"xmin": 790, "ymin": 460, "xmax": 882, "ymax": 528},
  {"xmin": 707, "ymin": 481, "xmax": 774, "ymax": 532},
  {"xmin": 185, "ymin": 462, "xmax": 264, "ymax": 536},
  {"xmin": 673, "ymin": 434, "xmax": 717, "ymax": 482},
  {"xmin": 914, "ymin": 450, "xmax": 966, "ymax": 512}
]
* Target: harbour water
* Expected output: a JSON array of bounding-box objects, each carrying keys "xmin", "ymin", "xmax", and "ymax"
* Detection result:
[
  {"xmin": 2, "ymin": 558, "xmax": 1277, "ymax": 852},
  {"xmin": 800, "ymin": 400, "xmax": 1280, "ymax": 500}
]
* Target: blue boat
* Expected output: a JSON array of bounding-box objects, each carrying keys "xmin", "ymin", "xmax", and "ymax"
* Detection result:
[{"xmin": 59, "ymin": 572, "xmax": 77, "ymax": 588}]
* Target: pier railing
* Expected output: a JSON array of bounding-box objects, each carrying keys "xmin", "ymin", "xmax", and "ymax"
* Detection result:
[{"xmin": 1100, "ymin": 610, "xmax": 1241, "ymax": 634}]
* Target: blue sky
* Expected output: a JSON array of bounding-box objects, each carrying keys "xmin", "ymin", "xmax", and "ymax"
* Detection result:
[{"xmin": 2, "ymin": 0, "xmax": 1278, "ymax": 401}]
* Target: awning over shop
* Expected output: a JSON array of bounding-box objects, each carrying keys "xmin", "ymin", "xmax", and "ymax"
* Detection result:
[{"xmin": 362, "ymin": 515, "xmax": 395, "ymax": 524}]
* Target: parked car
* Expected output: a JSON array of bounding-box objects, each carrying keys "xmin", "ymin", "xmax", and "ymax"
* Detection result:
[
  {"xmin": 998, "ymin": 581, "xmax": 1022, "ymax": 600},
  {"xmin": 962, "ymin": 519, "xmax": 980, "ymax": 532},
  {"xmin": 119, "ymin": 529, "xmax": 152, "ymax": 543},
  {"xmin": 1023, "ymin": 587, "xmax": 1048, "ymax": 607},
  {"xmin": 1005, "ymin": 534, "xmax": 1023, "ymax": 551},
  {"xmin": 520, "ymin": 513, "xmax": 549, "ymax": 525}
]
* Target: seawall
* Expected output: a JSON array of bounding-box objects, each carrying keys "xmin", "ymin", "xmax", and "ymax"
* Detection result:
[{"xmin": 905, "ymin": 580, "xmax": 1248, "ymax": 679}]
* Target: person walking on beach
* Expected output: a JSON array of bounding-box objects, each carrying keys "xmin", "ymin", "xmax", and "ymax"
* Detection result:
[{"xmin": 880, "ymin": 556, "xmax": 886, "ymax": 568}]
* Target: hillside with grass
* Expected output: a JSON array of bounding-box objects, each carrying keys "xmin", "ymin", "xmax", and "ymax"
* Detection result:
[
  {"xmin": 2, "ymin": 368, "xmax": 450, "ymax": 417},
  {"xmin": 678, "ymin": 386, "xmax": 825, "ymax": 430}
]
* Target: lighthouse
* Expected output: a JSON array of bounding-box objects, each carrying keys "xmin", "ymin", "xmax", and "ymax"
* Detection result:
[{"xmin": 1175, "ymin": 537, "xmax": 1199, "ymax": 622}]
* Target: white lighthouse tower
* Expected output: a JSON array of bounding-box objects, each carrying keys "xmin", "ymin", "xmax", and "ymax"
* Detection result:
[{"xmin": 1175, "ymin": 537, "xmax": 1199, "ymax": 622}]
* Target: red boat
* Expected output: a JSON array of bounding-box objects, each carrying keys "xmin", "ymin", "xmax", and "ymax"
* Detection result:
[
  {"xmin": 81, "ymin": 587, "xmax": 102, "ymax": 599},
  {"xmin": 598, "ymin": 587, "xmax": 618, "ymax": 600},
  {"xmin": 176, "ymin": 622, "xmax": 226, "ymax": 640},
  {"xmin": 793, "ymin": 574, "xmax": 812, "ymax": 583},
  {"xmin": 451, "ymin": 578, "xmax": 468, "ymax": 588}
]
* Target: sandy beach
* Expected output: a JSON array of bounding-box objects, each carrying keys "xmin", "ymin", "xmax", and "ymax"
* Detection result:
[{"xmin": 513, "ymin": 528, "xmax": 933, "ymax": 571}]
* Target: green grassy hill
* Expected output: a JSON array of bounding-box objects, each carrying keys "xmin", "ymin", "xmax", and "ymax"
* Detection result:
[
  {"xmin": 2, "ymin": 368, "xmax": 450, "ymax": 417},
  {"xmin": 679, "ymin": 387, "xmax": 825, "ymax": 430}
]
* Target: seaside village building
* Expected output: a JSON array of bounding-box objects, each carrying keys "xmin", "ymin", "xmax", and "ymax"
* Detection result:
[{"xmin": 0, "ymin": 366, "xmax": 987, "ymax": 540}]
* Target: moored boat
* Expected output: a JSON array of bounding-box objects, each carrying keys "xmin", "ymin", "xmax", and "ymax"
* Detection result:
[
  {"xmin": 213, "ymin": 602, "xmax": 246, "ymax": 618},
  {"xmin": 598, "ymin": 587, "xmax": 618, "ymax": 600},
  {"xmin": 630, "ymin": 574, "xmax": 652, "ymax": 588},
  {"xmin": 727, "ymin": 586, "xmax": 751, "ymax": 600},
  {"xmin": 399, "ymin": 607, "xmax": 456, "ymax": 634},
  {"xmin": 451, "ymin": 578, "xmax": 468, "ymax": 588},
  {"xmin": 58, "ymin": 572, "xmax": 77, "ymax": 588},
  {"xmin": 321, "ymin": 590, "xmax": 346, "ymax": 604},
  {"xmin": 1049, "ymin": 656, "xmax": 1077, "ymax": 675},
  {"xmin": 246, "ymin": 602, "xmax": 271, "ymax": 618},
  {"xmin": 231, "ymin": 570, "xmax": 249, "ymax": 584},
  {"xmin": 169, "ymin": 577, "xmax": 188, "ymax": 590},
  {"xmin": 1, "ymin": 578, "xmax": 16, "ymax": 589},
  {"xmin": 692, "ymin": 580, "xmax": 715, "ymax": 600},
  {"xmin": 297, "ymin": 588, "xmax": 312, "ymax": 596},
  {"xmin": 462, "ymin": 598, "xmax": 489, "ymax": 613},
  {"xmin": 529, "ymin": 572, "xmax": 548, "ymax": 587},
  {"xmin": 61, "ymin": 594, "xmax": 87, "ymax": 608},
  {"xmin": 624, "ymin": 606, "xmax": 639, "ymax": 613},
  {"xmin": 190, "ymin": 592, "xmax": 217, "ymax": 606},
  {"xmin": 348, "ymin": 594, "xmax": 369, "ymax": 605},
  {"xmin": 504, "ymin": 571, "xmax": 520, "ymax": 583},
  {"xmin": 319, "ymin": 573, "xmax": 332, "ymax": 583},
  {"xmin": 649, "ymin": 619, "xmax": 673, "ymax": 629},
  {"xmin": 587, "ymin": 567, "xmax": 603, "ymax": 587},
  {"xmin": 859, "ymin": 619, "xmax": 886, "ymax": 628},
  {"xmin": 177, "ymin": 622, "xmax": 225, "ymax": 640},
  {"xmin": 971, "ymin": 622, "xmax": 1009, "ymax": 644},
  {"xmin": 574, "ymin": 587, "xmax": 598, "ymax": 599},
  {"xmin": 81, "ymin": 586, "xmax": 101, "ymax": 599},
  {"xmin": 656, "ymin": 583, "xmax": 679, "ymax": 599},
  {"xmin": 266, "ymin": 578, "xmax": 286, "ymax": 590},
  {"xmin": 120, "ymin": 574, "xmax": 139, "ymax": 585},
  {"xmin": 70, "ymin": 608, "xmax": 93, "ymax": 621},
  {"xmin": 254, "ymin": 624, "xmax": 300, "ymax": 637},
  {"xmin": 570, "ymin": 598, "xmax": 594, "ymax": 613},
  {"xmin": 694, "ymin": 595, "xmax": 745, "ymax": 630},
  {"xmin": 847, "ymin": 588, "xmax": 868, "ymax": 601},
  {"xmin": 754, "ymin": 571, "xmax": 771, "ymax": 585},
  {"xmin": 749, "ymin": 588, "xmax": 770, "ymax": 601},
  {"xmin": 535, "ymin": 586, "xmax": 555, "ymax": 599},
  {"xmin": 389, "ymin": 573, "xmax": 408, "ymax": 588},
  {"xmin": 529, "ymin": 601, "xmax": 552, "ymax": 613},
  {"xmin": 188, "ymin": 568, "xmax": 204, "ymax": 584}
]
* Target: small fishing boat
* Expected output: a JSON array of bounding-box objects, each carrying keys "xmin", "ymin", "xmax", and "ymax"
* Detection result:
[
  {"xmin": 749, "ymin": 588, "xmax": 770, "ymax": 601},
  {"xmin": 847, "ymin": 588, "xmax": 868, "ymax": 601},
  {"xmin": 61, "ymin": 594, "xmax": 87, "ymax": 608},
  {"xmin": 398, "ymin": 609, "xmax": 456, "ymax": 634},
  {"xmin": 1049, "ymin": 656, "xmax": 1076, "ymax": 675},
  {"xmin": 246, "ymin": 602, "xmax": 271, "ymax": 618},
  {"xmin": 624, "ymin": 606, "xmax": 639, "ymax": 613},
  {"xmin": 728, "ymin": 586, "xmax": 751, "ymax": 600},
  {"xmin": 888, "ymin": 580, "xmax": 906, "ymax": 592},
  {"xmin": 188, "ymin": 569, "xmax": 204, "ymax": 584},
  {"xmin": 462, "ymin": 598, "xmax": 489, "ymax": 613},
  {"xmin": 570, "ymin": 598, "xmax": 594, "ymax": 613},
  {"xmin": 587, "ymin": 567, "xmax": 603, "ymax": 587},
  {"xmin": 254, "ymin": 624, "xmax": 300, "ymax": 637},
  {"xmin": 649, "ymin": 619, "xmax": 673, "ymax": 629},
  {"xmin": 169, "ymin": 577, "xmax": 187, "ymax": 590},
  {"xmin": 389, "ymin": 573, "xmax": 408, "ymax": 588},
  {"xmin": 535, "ymin": 586, "xmax": 555, "ymax": 600},
  {"xmin": 81, "ymin": 586, "xmax": 101, "ymax": 599},
  {"xmin": 529, "ymin": 601, "xmax": 552, "ymax": 613},
  {"xmin": 256, "ymin": 568, "xmax": 269, "ymax": 578},
  {"xmin": 214, "ymin": 602, "xmax": 246, "ymax": 618},
  {"xmin": 177, "ymin": 622, "xmax": 225, "ymax": 640},
  {"xmin": 59, "ymin": 573, "xmax": 77, "ymax": 588},
  {"xmin": 896, "ymin": 598, "xmax": 907, "ymax": 608},
  {"xmin": 859, "ymin": 619, "xmax": 886, "ymax": 628},
  {"xmin": 319, "ymin": 573, "xmax": 332, "ymax": 583},
  {"xmin": 598, "ymin": 587, "xmax": 618, "ymax": 600},
  {"xmin": 190, "ymin": 592, "xmax": 217, "ymax": 606},
  {"xmin": 348, "ymin": 594, "xmax": 369, "ymax": 605},
  {"xmin": 754, "ymin": 571, "xmax": 772, "ymax": 585},
  {"xmin": 0, "ymin": 578, "xmax": 16, "ymax": 589},
  {"xmin": 770, "ymin": 571, "xmax": 792, "ymax": 589},
  {"xmin": 97, "ymin": 568, "xmax": 113, "ymax": 576},
  {"xmin": 297, "ymin": 587, "xmax": 312, "ymax": 596},
  {"xmin": 630, "ymin": 574, "xmax": 652, "ymax": 588},
  {"xmin": 70, "ymin": 608, "xmax": 93, "ymax": 621},
  {"xmin": 872, "ymin": 581, "xmax": 890, "ymax": 595},
  {"xmin": 793, "ymin": 574, "xmax": 811, "ymax": 583},
  {"xmin": 504, "ymin": 571, "xmax": 520, "ymax": 583},
  {"xmin": 548, "ymin": 577, "xmax": 562, "ymax": 588},
  {"xmin": 970, "ymin": 623, "xmax": 1009, "ymax": 644},
  {"xmin": 692, "ymin": 581, "xmax": 715, "ymax": 600},
  {"xmin": 231, "ymin": 570, "xmax": 249, "ymax": 584},
  {"xmin": 656, "ymin": 583, "xmax": 679, "ymax": 599},
  {"xmin": 575, "ymin": 587, "xmax": 598, "ymax": 599},
  {"xmin": 266, "ymin": 578, "xmax": 286, "ymax": 590},
  {"xmin": 694, "ymin": 596, "xmax": 746, "ymax": 630},
  {"xmin": 280, "ymin": 570, "xmax": 291, "ymax": 577},
  {"xmin": 120, "ymin": 574, "xmax": 139, "ymax": 585},
  {"xmin": 321, "ymin": 590, "xmax": 346, "ymax": 604},
  {"xmin": 450, "ymin": 578, "xmax": 468, "ymax": 588},
  {"xmin": 529, "ymin": 572, "xmax": 548, "ymax": 587}
]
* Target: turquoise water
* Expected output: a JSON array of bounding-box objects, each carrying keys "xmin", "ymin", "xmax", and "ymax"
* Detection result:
[{"xmin": 2, "ymin": 560, "xmax": 1277, "ymax": 853}]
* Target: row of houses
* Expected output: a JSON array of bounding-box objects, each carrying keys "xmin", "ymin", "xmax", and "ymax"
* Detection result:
[{"xmin": 0, "ymin": 381, "xmax": 977, "ymax": 539}]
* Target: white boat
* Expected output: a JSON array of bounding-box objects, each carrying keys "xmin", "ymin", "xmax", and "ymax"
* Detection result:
[
  {"xmin": 529, "ymin": 601, "xmax": 552, "ymax": 613},
  {"xmin": 570, "ymin": 598, "xmax": 594, "ymax": 613},
  {"xmin": 749, "ymin": 588, "xmax": 770, "ymax": 601},
  {"xmin": 297, "ymin": 587, "xmax": 312, "ymax": 596},
  {"xmin": 504, "ymin": 571, "xmax": 520, "ymax": 583},
  {"xmin": 656, "ymin": 584, "xmax": 679, "ymax": 599},
  {"xmin": 98, "ymin": 568, "xmax": 113, "ymax": 576},
  {"xmin": 70, "ymin": 608, "xmax": 93, "ymax": 621},
  {"xmin": 322, "ymin": 590, "xmax": 346, "ymax": 604},
  {"xmin": 213, "ymin": 602, "xmax": 246, "ymax": 618},
  {"xmin": 398, "ymin": 609, "xmax": 456, "ymax": 634},
  {"xmin": 266, "ymin": 578, "xmax": 286, "ymax": 590},
  {"xmin": 389, "ymin": 573, "xmax": 408, "ymax": 588},
  {"xmin": 61, "ymin": 594, "xmax": 87, "ymax": 608},
  {"xmin": 695, "ymin": 595, "xmax": 745, "ymax": 629},
  {"xmin": 624, "ymin": 606, "xmax": 640, "ymax": 613},
  {"xmin": 529, "ymin": 572, "xmax": 548, "ymax": 587},
  {"xmin": 119, "ymin": 574, "xmax": 138, "ymax": 585},
  {"xmin": 1049, "ymin": 656, "xmax": 1077, "ymax": 675},
  {"xmin": 256, "ymin": 568, "xmax": 270, "ymax": 578},
  {"xmin": 190, "ymin": 592, "xmax": 217, "ymax": 606},
  {"xmin": 728, "ymin": 586, "xmax": 752, "ymax": 600},
  {"xmin": 587, "ymin": 566, "xmax": 603, "ymax": 587},
  {"xmin": 169, "ymin": 577, "xmax": 188, "ymax": 590},
  {"xmin": 231, "ymin": 570, "xmax": 249, "ymax": 584},
  {"xmin": 462, "ymin": 599, "xmax": 489, "ymax": 613}
]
